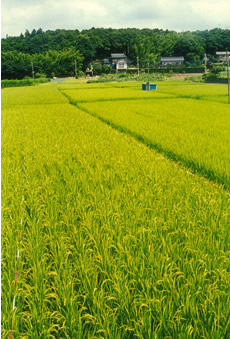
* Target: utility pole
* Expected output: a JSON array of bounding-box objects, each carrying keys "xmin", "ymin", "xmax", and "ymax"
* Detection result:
[
  {"xmin": 147, "ymin": 61, "xmax": 150, "ymax": 90},
  {"xmin": 204, "ymin": 53, "xmax": 208, "ymax": 73},
  {"xmin": 75, "ymin": 59, "xmax": 77, "ymax": 78},
  {"xmin": 137, "ymin": 56, "xmax": 140, "ymax": 75},
  {"xmin": 31, "ymin": 60, "xmax": 34, "ymax": 78},
  {"xmin": 216, "ymin": 51, "xmax": 230, "ymax": 104}
]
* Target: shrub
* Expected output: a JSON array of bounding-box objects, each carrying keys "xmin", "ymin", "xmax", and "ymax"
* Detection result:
[
  {"xmin": 92, "ymin": 64, "xmax": 103, "ymax": 75},
  {"xmin": 87, "ymin": 72, "xmax": 167, "ymax": 84},
  {"xmin": 35, "ymin": 72, "xmax": 47, "ymax": 79},
  {"xmin": 184, "ymin": 75, "xmax": 204, "ymax": 83},
  {"xmin": 209, "ymin": 65, "xmax": 225, "ymax": 76}
]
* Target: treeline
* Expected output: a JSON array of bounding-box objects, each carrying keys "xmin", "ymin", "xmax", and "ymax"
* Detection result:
[
  {"xmin": 2, "ymin": 27, "xmax": 230, "ymax": 79},
  {"xmin": 2, "ymin": 49, "xmax": 83, "ymax": 79}
]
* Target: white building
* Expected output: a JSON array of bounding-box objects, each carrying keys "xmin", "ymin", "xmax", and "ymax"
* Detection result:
[{"xmin": 111, "ymin": 53, "xmax": 128, "ymax": 72}]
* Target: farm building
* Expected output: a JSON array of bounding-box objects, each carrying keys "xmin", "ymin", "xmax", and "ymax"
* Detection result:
[
  {"xmin": 111, "ymin": 53, "xmax": 127, "ymax": 64},
  {"xmin": 161, "ymin": 56, "xmax": 184, "ymax": 66},
  {"xmin": 115, "ymin": 59, "xmax": 128, "ymax": 72},
  {"xmin": 103, "ymin": 53, "xmax": 128, "ymax": 72}
]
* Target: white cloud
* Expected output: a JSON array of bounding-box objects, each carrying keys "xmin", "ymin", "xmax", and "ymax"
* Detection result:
[{"xmin": 1, "ymin": 0, "xmax": 230, "ymax": 37}]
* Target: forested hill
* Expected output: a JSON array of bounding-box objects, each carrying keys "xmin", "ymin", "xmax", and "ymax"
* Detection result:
[{"xmin": 2, "ymin": 27, "xmax": 230, "ymax": 79}]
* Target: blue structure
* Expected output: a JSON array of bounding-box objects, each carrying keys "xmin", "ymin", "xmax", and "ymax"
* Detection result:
[{"xmin": 142, "ymin": 83, "xmax": 157, "ymax": 91}]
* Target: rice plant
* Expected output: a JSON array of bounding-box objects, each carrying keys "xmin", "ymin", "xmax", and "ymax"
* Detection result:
[
  {"xmin": 2, "ymin": 81, "xmax": 230, "ymax": 338},
  {"xmin": 62, "ymin": 83, "xmax": 230, "ymax": 189}
]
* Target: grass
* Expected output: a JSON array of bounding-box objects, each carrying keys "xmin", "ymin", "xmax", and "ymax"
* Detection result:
[{"xmin": 2, "ymin": 80, "xmax": 230, "ymax": 338}]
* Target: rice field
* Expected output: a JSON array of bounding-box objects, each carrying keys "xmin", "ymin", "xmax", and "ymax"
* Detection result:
[
  {"xmin": 77, "ymin": 98, "xmax": 230, "ymax": 189},
  {"xmin": 2, "ymin": 80, "xmax": 230, "ymax": 338},
  {"xmin": 62, "ymin": 82, "xmax": 230, "ymax": 189},
  {"xmin": 158, "ymin": 82, "xmax": 229, "ymax": 104}
]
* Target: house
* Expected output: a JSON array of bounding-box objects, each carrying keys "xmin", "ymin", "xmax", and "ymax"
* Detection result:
[
  {"xmin": 103, "ymin": 53, "xmax": 128, "ymax": 72},
  {"xmin": 216, "ymin": 52, "xmax": 228, "ymax": 62},
  {"xmin": 161, "ymin": 56, "xmax": 184, "ymax": 66},
  {"xmin": 111, "ymin": 53, "xmax": 127, "ymax": 63},
  {"xmin": 115, "ymin": 60, "xmax": 128, "ymax": 72}
]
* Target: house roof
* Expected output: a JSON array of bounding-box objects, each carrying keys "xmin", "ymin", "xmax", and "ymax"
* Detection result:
[
  {"xmin": 161, "ymin": 56, "xmax": 184, "ymax": 62},
  {"xmin": 111, "ymin": 53, "xmax": 127, "ymax": 58}
]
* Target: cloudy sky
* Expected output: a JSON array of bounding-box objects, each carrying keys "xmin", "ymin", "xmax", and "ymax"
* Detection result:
[{"xmin": 1, "ymin": 0, "xmax": 230, "ymax": 37}]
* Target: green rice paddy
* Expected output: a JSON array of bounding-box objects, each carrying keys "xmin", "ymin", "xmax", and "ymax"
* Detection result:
[{"xmin": 2, "ymin": 80, "xmax": 230, "ymax": 338}]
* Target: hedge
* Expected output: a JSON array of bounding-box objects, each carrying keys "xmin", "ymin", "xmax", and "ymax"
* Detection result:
[{"xmin": 1, "ymin": 78, "xmax": 50, "ymax": 88}]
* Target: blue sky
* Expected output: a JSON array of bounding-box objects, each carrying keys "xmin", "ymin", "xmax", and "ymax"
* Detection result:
[{"xmin": 1, "ymin": 0, "xmax": 230, "ymax": 37}]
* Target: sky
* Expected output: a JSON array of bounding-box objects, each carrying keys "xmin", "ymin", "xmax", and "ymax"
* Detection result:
[{"xmin": 1, "ymin": 0, "xmax": 230, "ymax": 38}]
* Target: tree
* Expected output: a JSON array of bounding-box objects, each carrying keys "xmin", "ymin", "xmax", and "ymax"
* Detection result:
[
  {"xmin": 24, "ymin": 29, "xmax": 30, "ymax": 37},
  {"xmin": 1, "ymin": 49, "xmax": 84, "ymax": 79},
  {"xmin": 92, "ymin": 64, "xmax": 102, "ymax": 75},
  {"xmin": 173, "ymin": 32, "xmax": 205, "ymax": 65},
  {"xmin": 76, "ymin": 34, "xmax": 96, "ymax": 67},
  {"xmin": 1, "ymin": 51, "xmax": 32, "ymax": 79}
]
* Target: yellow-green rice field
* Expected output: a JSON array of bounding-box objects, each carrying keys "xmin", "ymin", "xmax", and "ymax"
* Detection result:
[{"xmin": 2, "ymin": 80, "xmax": 230, "ymax": 338}]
